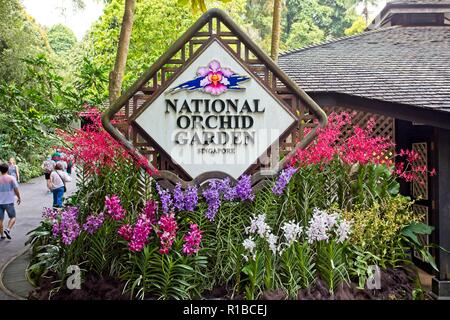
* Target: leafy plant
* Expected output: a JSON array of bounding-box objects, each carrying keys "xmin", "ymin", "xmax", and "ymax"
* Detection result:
[
  {"xmin": 401, "ymin": 222, "xmax": 438, "ymax": 271},
  {"xmin": 316, "ymin": 240, "xmax": 349, "ymax": 295},
  {"xmin": 242, "ymin": 251, "xmax": 265, "ymax": 300},
  {"xmin": 123, "ymin": 243, "xmax": 207, "ymax": 300}
]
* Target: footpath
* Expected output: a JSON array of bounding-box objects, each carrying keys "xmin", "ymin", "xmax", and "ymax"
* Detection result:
[{"xmin": 0, "ymin": 171, "xmax": 77, "ymax": 299}]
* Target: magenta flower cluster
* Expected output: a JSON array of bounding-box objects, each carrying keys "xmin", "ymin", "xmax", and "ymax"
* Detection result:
[
  {"xmin": 143, "ymin": 199, "xmax": 157, "ymax": 225},
  {"xmin": 202, "ymin": 175, "xmax": 255, "ymax": 221},
  {"xmin": 116, "ymin": 200, "xmax": 157, "ymax": 252},
  {"xmin": 156, "ymin": 183, "xmax": 198, "ymax": 214},
  {"xmin": 182, "ymin": 223, "xmax": 202, "ymax": 256},
  {"xmin": 82, "ymin": 213, "xmax": 105, "ymax": 235},
  {"xmin": 272, "ymin": 166, "xmax": 298, "ymax": 195},
  {"xmin": 129, "ymin": 213, "xmax": 153, "ymax": 252},
  {"xmin": 42, "ymin": 195, "xmax": 205, "ymax": 255},
  {"xmin": 52, "ymin": 206, "xmax": 80, "ymax": 245},
  {"xmin": 157, "ymin": 213, "xmax": 178, "ymax": 254},
  {"xmin": 105, "ymin": 195, "xmax": 125, "ymax": 220},
  {"xmin": 118, "ymin": 224, "xmax": 133, "ymax": 241}
]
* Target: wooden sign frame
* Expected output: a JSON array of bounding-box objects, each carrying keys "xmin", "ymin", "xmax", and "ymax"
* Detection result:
[{"xmin": 102, "ymin": 8, "xmax": 327, "ymax": 189}]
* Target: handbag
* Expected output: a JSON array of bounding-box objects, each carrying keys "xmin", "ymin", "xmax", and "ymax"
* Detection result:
[{"xmin": 55, "ymin": 171, "xmax": 67, "ymax": 192}]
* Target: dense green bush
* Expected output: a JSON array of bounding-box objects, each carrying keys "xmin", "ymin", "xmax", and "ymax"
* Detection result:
[{"xmin": 0, "ymin": 54, "xmax": 83, "ymax": 181}]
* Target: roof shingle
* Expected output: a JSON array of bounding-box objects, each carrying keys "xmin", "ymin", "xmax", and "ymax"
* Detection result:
[{"xmin": 278, "ymin": 26, "xmax": 450, "ymax": 112}]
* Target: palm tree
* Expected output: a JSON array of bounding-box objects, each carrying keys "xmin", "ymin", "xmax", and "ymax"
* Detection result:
[
  {"xmin": 109, "ymin": 0, "xmax": 136, "ymax": 105},
  {"xmin": 270, "ymin": 0, "xmax": 282, "ymax": 63}
]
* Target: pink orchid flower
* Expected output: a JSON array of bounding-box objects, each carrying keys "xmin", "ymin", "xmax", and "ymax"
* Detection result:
[{"xmin": 197, "ymin": 60, "xmax": 234, "ymax": 95}]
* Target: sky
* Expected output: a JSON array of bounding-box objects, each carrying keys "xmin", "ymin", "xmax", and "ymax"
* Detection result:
[
  {"xmin": 21, "ymin": 0, "xmax": 387, "ymax": 42},
  {"xmin": 21, "ymin": 0, "xmax": 105, "ymax": 40}
]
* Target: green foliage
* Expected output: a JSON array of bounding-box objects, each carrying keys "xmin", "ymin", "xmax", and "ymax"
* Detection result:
[
  {"xmin": 242, "ymin": 251, "xmax": 265, "ymax": 300},
  {"xmin": 345, "ymin": 15, "xmax": 367, "ymax": 35},
  {"xmin": 80, "ymin": 0, "xmax": 197, "ymax": 92},
  {"xmin": 26, "ymin": 221, "xmax": 57, "ymax": 286},
  {"xmin": 0, "ymin": 54, "xmax": 82, "ymax": 181},
  {"xmin": 315, "ymin": 240, "xmax": 349, "ymax": 295},
  {"xmin": 74, "ymin": 57, "xmax": 109, "ymax": 106},
  {"xmin": 179, "ymin": 0, "xmax": 232, "ymax": 13},
  {"xmin": 0, "ymin": 0, "xmax": 50, "ymax": 82},
  {"xmin": 401, "ymin": 222, "xmax": 438, "ymax": 271},
  {"xmin": 294, "ymin": 242, "xmax": 316, "ymax": 289},
  {"xmin": 47, "ymin": 24, "xmax": 78, "ymax": 55},
  {"xmin": 279, "ymin": 243, "xmax": 315, "ymax": 299},
  {"xmin": 285, "ymin": 20, "xmax": 325, "ymax": 49},
  {"xmin": 123, "ymin": 244, "xmax": 208, "ymax": 300},
  {"xmin": 348, "ymin": 246, "xmax": 380, "ymax": 289},
  {"xmin": 342, "ymin": 195, "xmax": 421, "ymax": 268},
  {"xmin": 240, "ymin": 0, "xmax": 365, "ymax": 52}
]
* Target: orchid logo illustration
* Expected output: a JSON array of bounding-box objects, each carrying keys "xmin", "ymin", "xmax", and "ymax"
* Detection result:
[{"xmin": 168, "ymin": 59, "xmax": 250, "ymax": 96}]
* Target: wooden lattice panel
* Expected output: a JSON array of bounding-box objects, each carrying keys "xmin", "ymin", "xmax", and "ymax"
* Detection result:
[
  {"xmin": 411, "ymin": 142, "xmax": 428, "ymax": 200},
  {"xmin": 412, "ymin": 204, "xmax": 429, "ymax": 260},
  {"xmin": 104, "ymin": 10, "xmax": 326, "ymax": 187},
  {"xmin": 323, "ymin": 106, "xmax": 394, "ymax": 142}
]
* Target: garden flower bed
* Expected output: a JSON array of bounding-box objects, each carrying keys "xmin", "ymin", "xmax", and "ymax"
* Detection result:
[{"xmin": 26, "ymin": 110, "xmax": 436, "ymax": 300}]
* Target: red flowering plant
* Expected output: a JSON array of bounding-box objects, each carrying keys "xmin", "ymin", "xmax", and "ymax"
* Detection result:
[
  {"xmin": 290, "ymin": 112, "xmax": 393, "ymax": 167},
  {"xmin": 281, "ymin": 112, "xmax": 437, "ymax": 210},
  {"xmin": 55, "ymin": 107, "xmax": 155, "ymax": 176},
  {"xmin": 290, "ymin": 112, "xmax": 436, "ymax": 183}
]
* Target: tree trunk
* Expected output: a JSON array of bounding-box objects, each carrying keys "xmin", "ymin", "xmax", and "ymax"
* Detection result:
[
  {"xmin": 270, "ymin": 0, "xmax": 282, "ymax": 63},
  {"xmin": 109, "ymin": 0, "xmax": 136, "ymax": 105}
]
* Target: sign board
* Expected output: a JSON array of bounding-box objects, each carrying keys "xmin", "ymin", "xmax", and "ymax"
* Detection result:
[
  {"xmin": 133, "ymin": 39, "xmax": 296, "ymax": 180},
  {"xmin": 103, "ymin": 9, "xmax": 326, "ymax": 189}
]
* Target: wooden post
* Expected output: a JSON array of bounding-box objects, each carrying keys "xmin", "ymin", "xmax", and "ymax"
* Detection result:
[{"xmin": 432, "ymin": 128, "xmax": 450, "ymax": 299}]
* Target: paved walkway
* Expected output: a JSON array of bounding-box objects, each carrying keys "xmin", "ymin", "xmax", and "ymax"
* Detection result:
[{"xmin": 0, "ymin": 171, "xmax": 77, "ymax": 300}]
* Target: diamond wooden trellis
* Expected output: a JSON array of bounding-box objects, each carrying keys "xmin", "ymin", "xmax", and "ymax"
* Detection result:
[
  {"xmin": 102, "ymin": 9, "xmax": 327, "ymax": 189},
  {"xmin": 322, "ymin": 106, "xmax": 395, "ymax": 142},
  {"xmin": 411, "ymin": 142, "xmax": 429, "ymax": 200}
]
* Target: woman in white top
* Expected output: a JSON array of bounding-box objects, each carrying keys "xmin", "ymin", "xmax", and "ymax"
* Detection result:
[{"xmin": 48, "ymin": 163, "xmax": 71, "ymax": 208}]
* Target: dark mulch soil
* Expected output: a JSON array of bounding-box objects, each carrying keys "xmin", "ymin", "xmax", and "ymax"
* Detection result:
[
  {"xmin": 29, "ymin": 266, "xmax": 421, "ymax": 300},
  {"xmin": 275, "ymin": 266, "xmax": 419, "ymax": 300},
  {"xmin": 28, "ymin": 272, "xmax": 130, "ymax": 300}
]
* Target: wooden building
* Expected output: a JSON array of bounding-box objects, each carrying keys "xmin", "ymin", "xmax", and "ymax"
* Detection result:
[{"xmin": 278, "ymin": 0, "xmax": 450, "ymax": 298}]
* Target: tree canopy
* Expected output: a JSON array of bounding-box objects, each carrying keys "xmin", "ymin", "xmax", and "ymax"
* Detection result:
[
  {"xmin": 48, "ymin": 24, "xmax": 78, "ymax": 55},
  {"xmin": 0, "ymin": 0, "xmax": 50, "ymax": 82}
]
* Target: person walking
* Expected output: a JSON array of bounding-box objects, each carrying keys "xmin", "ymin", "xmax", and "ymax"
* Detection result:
[
  {"xmin": 66, "ymin": 155, "xmax": 74, "ymax": 175},
  {"xmin": 42, "ymin": 156, "xmax": 55, "ymax": 193},
  {"xmin": 51, "ymin": 150, "xmax": 61, "ymax": 162},
  {"xmin": 7, "ymin": 157, "xmax": 20, "ymax": 183},
  {"xmin": 0, "ymin": 163, "xmax": 21, "ymax": 240},
  {"xmin": 48, "ymin": 163, "xmax": 71, "ymax": 208},
  {"xmin": 57, "ymin": 154, "xmax": 68, "ymax": 173}
]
